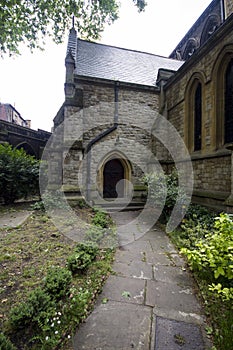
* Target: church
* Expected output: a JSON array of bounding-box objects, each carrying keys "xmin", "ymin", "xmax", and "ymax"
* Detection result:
[{"xmin": 52, "ymin": 0, "xmax": 233, "ymax": 212}]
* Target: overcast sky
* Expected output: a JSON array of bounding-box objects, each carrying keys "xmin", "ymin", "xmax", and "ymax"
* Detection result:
[{"xmin": 0, "ymin": 0, "xmax": 211, "ymax": 132}]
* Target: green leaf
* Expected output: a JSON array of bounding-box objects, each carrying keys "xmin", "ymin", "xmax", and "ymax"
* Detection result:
[{"xmin": 121, "ymin": 291, "xmax": 131, "ymax": 298}]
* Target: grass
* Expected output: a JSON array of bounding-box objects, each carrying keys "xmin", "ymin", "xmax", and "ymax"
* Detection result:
[
  {"xmin": 0, "ymin": 204, "xmax": 115, "ymax": 349},
  {"xmin": 168, "ymin": 227, "xmax": 233, "ymax": 350}
]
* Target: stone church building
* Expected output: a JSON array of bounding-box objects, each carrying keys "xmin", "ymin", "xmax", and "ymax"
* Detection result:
[{"xmin": 53, "ymin": 0, "xmax": 233, "ymax": 212}]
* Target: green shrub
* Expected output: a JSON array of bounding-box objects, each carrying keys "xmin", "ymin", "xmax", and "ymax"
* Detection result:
[
  {"xmin": 0, "ymin": 143, "xmax": 40, "ymax": 204},
  {"xmin": 177, "ymin": 204, "xmax": 216, "ymax": 249},
  {"xmin": 0, "ymin": 333, "xmax": 16, "ymax": 350},
  {"xmin": 75, "ymin": 242, "xmax": 99, "ymax": 256},
  {"xmin": 181, "ymin": 213, "xmax": 233, "ymax": 300},
  {"xmin": 143, "ymin": 169, "xmax": 188, "ymax": 223},
  {"xmin": 44, "ymin": 267, "xmax": 72, "ymax": 299},
  {"xmin": 67, "ymin": 242, "xmax": 98, "ymax": 273},
  {"xmin": 85, "ymin": 226, "xmax": 106, "ymax": 244},
  {"xmin": 9, "ymin": 288, "xmax": 54, "ymax": 329},
  {"xmin": 31, "ymin": 200, "xmax": 45, "ymax": 211},
  {"xmin": 185, "ymin": 204, "xmax": 215, "ymax": 229},
  {"xmin": 91, "ymin": 210, "xmax": 109, "ymax": 228}
]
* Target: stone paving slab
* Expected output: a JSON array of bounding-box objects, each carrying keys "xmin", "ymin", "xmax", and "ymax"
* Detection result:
[
  {"xmin": 99, "ymin": 275, "xmax": 145, "ymax": 305},
  {"xmin": 146, "ymin": 280, "xmax": 202, "ymax": 314},
  {"xmin": 0, "ymin": 210, "xmax": 31, "ymax": 228},
  {"xmin": 112, "ymin": 260, "xmax": 153, "ymax": 280},
  {"xmin": 152, "ymin": 306, "xmax": 205, "ymax": 325},
  {"xmin": 155, "ymin": 316, "xmax": 204, "ymax": 350},
  {"xmin": 153, "ymin": 265, "xmax": 194, "ymax": 286},
  {"xmin": 115, "ymin": 240, "xmax": 153, "ymax": 264},
  {"xmin": 73, "ymin": 301, "xmax": 152, "ymax": 350},
  {"xmin": 145, "ymin": 250, "xmax": 175, "ymax": 266}
]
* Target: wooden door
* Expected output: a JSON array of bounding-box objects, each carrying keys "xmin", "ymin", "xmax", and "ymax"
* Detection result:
[{"xmin": 103, "ymin": 159, "xmax": 124, "ymax": 198}]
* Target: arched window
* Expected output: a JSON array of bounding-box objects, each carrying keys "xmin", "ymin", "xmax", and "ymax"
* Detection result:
[
  {"xmin": 224, "ymin": 59, "xmax": 233, "ymax": 144},
  {"xmin": 194, "ymin": 83, "xmax": 202, "ymax": 151},
  {"xmin": 185, "ymin": 75, "xmax": 205, "ymax": 153}
]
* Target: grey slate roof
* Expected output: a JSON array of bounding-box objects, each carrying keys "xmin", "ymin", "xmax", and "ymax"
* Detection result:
[{"xmin": 75, "ymin": 39, "xmax": 184, "ymax": 87}]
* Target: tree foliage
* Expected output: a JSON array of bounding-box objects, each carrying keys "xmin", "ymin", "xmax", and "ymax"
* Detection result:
[
  {"xmin": 0, "ymin": 0, "xmax": 147, "ymax": 56},
  {"xmin": 0, "ymin": 143, "xmax": 40, "ymax": 204}
]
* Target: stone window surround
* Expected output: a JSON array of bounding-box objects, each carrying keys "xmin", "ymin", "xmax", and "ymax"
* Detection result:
[
  {"xmin": 184, "ymin": 72, "xmax": 206, "ymax": 154},
  {"xmin": 212, "ymin": 44, "xmax": 233, "ymax": 149}
]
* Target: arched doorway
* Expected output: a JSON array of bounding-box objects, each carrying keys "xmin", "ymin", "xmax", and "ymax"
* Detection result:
[{"xmin": 103, "ymin": 158, "xmax": 124, "ymax": 198}]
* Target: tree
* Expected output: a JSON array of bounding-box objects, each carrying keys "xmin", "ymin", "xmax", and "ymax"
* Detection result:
[
  {"xmin": 0, "ymin": 0, "xmax": 147, "ymax": 56},
  {"xmin": 0, "ymin": 143, "xmax": 40, "ymax": 204}
]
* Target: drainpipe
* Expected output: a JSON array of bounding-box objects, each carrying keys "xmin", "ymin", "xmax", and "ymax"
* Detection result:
[
  {"xmin": 220, "ymin": 0, "xmax": 225, "ymax": 23},
  {"xmin": 86, "ymin": 81, "xmax": 119, "ymax": 201}
]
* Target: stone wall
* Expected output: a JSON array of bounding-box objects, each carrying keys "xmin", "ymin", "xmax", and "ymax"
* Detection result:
[
  {"xmin": 225, "ymin": 0, "xmax": 233, "ymax": 17},
  {"xmin": 62, "ymin": 81, "xmax": 159, "ymax": 199},
  {"xmin": 192, "ymin": 154, "xmax": 231, "ymax": 192},
  {"xmin": 0, "ymin": 120, "xmax": 51, "ymax": 159},
  {"xmin": 165, "ymin": 16, "xmax": 233, "ymax": 206}
]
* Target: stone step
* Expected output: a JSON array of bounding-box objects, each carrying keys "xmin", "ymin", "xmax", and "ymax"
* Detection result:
[{"xmin": 94, "ymin": 200, "xmax": 145, "ymax": 212}]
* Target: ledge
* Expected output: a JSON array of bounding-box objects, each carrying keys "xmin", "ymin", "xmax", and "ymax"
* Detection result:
[{"xmin": 192, "ymin": 189, "xmax": 229, "ymax": 200}]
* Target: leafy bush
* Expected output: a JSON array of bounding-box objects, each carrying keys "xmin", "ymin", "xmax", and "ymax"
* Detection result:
[
  {"xmin": 9, "ymin": 288, "xmax": 54, "ymax": 329},
  {"xmin": 181, "ymin": 213, "xmax": 233, "ymax": 300},
  {"xmin": 185, "ymin": 204, "xmax": 215, "ymax": 229},
  {"xmin": 177, "ymin": 204, "xmax": 216, "ymax": 249},
  {"xmin": 67, "ymin": 242, "xmax": 98, "ymax": 273},
  {"xmin": 44, "ymin": 267, "xmax": 72, "ymax": 299},
  {"xmin": 0, "ymin": 333, "xmax": 16, "ymax": 350},
  {"xmin": 0, "ymin": 143, "xmax": 40, "ymax": 204},
  {"xmin": 75, "ymin": 242, "xmax": 99, "ymax": 256},
  {"xmin": 143, "ymin": 170, "xmax": 188, "ymax": 222},
  {"xmin": 85, "ymin": 226, "xmax": 107, "ymax": 244},
  {"xmin": 31, "ymin": 200, "xmax": 45, "ymax": 211},
  {"xmin": 91, "ymin": 210, "xmax": 109, "ymax": 228}
]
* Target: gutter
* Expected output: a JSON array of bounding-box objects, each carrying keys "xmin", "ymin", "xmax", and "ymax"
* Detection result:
[{"xmin": 86, "ymin": 81, "xmax": 119, "ymax": 201}]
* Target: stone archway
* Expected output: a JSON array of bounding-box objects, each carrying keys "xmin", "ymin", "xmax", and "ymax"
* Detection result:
[
  {"xmin": 97, "ymin": 152, "xmax": 132, "ymax": 199},
  {"xmin": 16, "ymin": 142, "xmax": 36, "ymax": 157}
]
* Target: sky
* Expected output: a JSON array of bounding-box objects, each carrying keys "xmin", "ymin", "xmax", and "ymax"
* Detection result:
[{"xmin": 0, "ymin": 0, "xmax": 212, "ymax": 132}]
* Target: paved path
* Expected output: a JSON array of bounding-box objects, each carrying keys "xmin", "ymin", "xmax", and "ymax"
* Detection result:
[
  {"xmin": 73, "ymin": 212, "xmax": 212, "ymax": 350},
  {"xmin": 0, "ymin": 209, "xmax": 31, "ymax": 228}
]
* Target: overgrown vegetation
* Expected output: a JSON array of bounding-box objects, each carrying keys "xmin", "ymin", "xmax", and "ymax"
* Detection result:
[
  {"xmin": 143, "ymin": 170, "xmax": 188, "ymax": 223},
  {"xmin": 0, "ymin": 203, "xmax": 115, "ymax": 349},
  {"xmin": 143, "ymin": 170, "xmax": 232, "ymax": 349},
  {"xmin": 85, "ymin": 208, "xmax": 116, "ymax": 247},
  {"xmin": 67, "ymin": 242, "xmax": 99, "ymax": 273},
  {"xmin": 0, "ymin": 143, "xmax": 40, "ymax": 204},
  {"xmin": 169, "ymin": 205, "xmax": 233, "ymax": 350}
]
